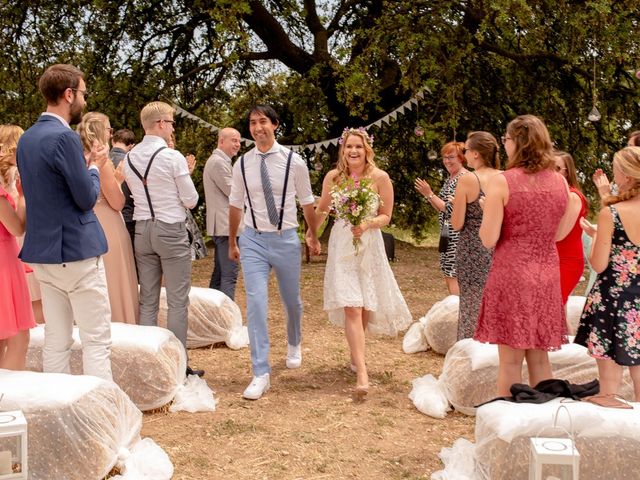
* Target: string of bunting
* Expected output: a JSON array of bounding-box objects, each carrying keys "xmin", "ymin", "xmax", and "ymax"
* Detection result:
[{"xmin": 171, "ymin": 87, "xmax": 430, "ymax": 153}]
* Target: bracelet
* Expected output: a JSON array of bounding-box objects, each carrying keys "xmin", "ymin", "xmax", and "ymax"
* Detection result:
[{"xmin": 427, "ymin": 193, "xmax": 434, "ymax": 201}]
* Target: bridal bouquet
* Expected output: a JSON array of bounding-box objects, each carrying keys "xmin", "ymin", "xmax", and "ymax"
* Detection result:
[{"xmin": 330, "ymin": 176, "xmax": 379, "ymax": 254}]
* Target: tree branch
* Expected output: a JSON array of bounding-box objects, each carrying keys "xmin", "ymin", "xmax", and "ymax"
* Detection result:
[{"xmin": 242, "ymin": 1, "xmax": 315, "ymax": 73}]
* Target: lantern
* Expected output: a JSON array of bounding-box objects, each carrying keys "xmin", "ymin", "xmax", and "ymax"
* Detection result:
[
  {"xmin": 529, "ymin": 436, "xmax": 579, "ymax": 480},
  {"xmin": 0, "ymin": 410, "xmax": 27, "ymax": 479}
]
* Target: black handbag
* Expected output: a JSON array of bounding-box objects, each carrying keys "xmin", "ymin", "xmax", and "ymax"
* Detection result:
[{"xmin": 438, "ymin": 221, "xmax": 450, "ymax": 253}]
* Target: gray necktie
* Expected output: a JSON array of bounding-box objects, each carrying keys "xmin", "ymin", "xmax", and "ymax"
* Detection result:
[{"xmin": 259, "ymin": 152, "xmax": 280, "ymax": 226}]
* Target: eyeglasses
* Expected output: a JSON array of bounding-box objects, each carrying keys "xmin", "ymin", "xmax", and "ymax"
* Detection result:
[
  {"xmin": 70, "ymin": 88, "xmax": 89, "ymax": 100},
  {"xmin": 501, "ymin": 135, "xmax": 513, "ymax": 145},
  {"xmin": 462, "ymin": 147, "xmax": 469, "ymax": 154},
  {"xmin": 157, "ymin": 119, "xmax": 175, "ymax": 125},
  {"xmin": 443, "ymin": 155, "xmax": 459, "ymax": 161}
]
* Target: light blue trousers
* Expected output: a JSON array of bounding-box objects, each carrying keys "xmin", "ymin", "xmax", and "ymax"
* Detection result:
[{"xmin": 239, "ymin": 227, "xmax": 302, "ymax": 376}]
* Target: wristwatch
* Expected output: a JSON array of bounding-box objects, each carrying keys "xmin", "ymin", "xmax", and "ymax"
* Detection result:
[{"xmin": 427, "ymin": 193, "xmax": 434, "ymax": 201}]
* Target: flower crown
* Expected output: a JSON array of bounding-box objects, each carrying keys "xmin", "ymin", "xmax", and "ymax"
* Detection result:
[{"xmin": 338, "ymin": 127, "xmax": 374, "ymax": 146}]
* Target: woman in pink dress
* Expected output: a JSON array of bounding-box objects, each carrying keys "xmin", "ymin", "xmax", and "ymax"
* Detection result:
[
  {"xmin": 474, "ymin": 115, "xmax": 579, "ymax": 396},
  {"xmin": 77, "ymin": 113, "xmax": 139, "ymax": 324},
  {"xmin": 0, "ymin": 126, "xmax": 35, "ymax": 370}
]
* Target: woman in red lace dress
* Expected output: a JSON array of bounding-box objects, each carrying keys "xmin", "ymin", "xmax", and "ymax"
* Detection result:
[
  {"xmin": 554, "ymin": 151, "xmax": 588, "ymax": 304},
  {"xmin": 474, "ymin": 115, "xmax": 579, "ymax": 396}
]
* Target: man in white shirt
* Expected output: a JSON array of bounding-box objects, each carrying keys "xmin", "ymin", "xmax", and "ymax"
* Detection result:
[
  {"xmin": 229, "ymin": 105, "xmax": 319, "ymax": 400},
  {"xmin": 203, "ymin": 127, "xmax": 242, "ymax": 300},
  {"xmin": 124, "ymin": 101, "xmax": 204, "ymax": 377}
]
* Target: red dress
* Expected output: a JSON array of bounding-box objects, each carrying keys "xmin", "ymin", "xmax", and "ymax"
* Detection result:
[
  {"xmin": 0, "ymin": 186, "xmax": 35, "ymax": 340},
  {"xmin": 556, "ymin": 187, "xmax": 587, "ymax": 304},
  {"xmin": 474, "ymin": 168, "xmax": 568, "ymax": 351}
]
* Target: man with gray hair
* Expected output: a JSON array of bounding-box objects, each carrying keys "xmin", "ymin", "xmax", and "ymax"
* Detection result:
[
  {"xmin": 123, "ymin": 101, "xmax": 204, "ymax": 377},
  {"xmin": 204, "ymin": 127, "xmax": 242, "ymax": 300}
]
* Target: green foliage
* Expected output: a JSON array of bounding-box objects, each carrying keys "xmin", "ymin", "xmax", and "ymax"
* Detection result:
[{"xmin": 0, "ymin": 0, "xmax": 639, "ymax": 238}]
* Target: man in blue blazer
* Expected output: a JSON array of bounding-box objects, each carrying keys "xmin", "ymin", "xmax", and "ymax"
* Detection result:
[{"xmin": 17, "ymin": 64, "xmax": 113, "ymax": 380}]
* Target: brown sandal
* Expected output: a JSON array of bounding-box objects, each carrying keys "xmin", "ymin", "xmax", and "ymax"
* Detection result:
[{"xmin": 584, "ymin": 394, "xmax": 633, "ymax": 409}]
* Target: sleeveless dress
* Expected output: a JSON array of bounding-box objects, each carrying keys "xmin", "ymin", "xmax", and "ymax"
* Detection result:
[
  {"xmin": 439, "ymin": 172, "xmax": 465, "ymax": 277},
  {"xmin": 455, "ymin": 173, "xmax": 493, "ymax": 340},
  {"xmin": 556, "ymin": 187, "xmax": 587, "ymax": 304},
  {"xmin": 324, "ymin": 198, "xmax": 412, "ymax": 336},
  {"xmin": 474, "ymin": 168, "xmax": 568, "ymax": 351},
  {"xmin": 0, "ymin": 186, "xmax": 35, "ymax": 339},
  {"xmin": 94, "ymin": 189, "xmax": 139, "ymax": 324},
  {"xmin": 574, "ymin": 206, "xmax": 640, "ymax": 365}
]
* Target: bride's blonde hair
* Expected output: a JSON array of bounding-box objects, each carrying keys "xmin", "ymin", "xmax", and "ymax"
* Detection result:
[{"xmin": 77, "ymin": 112, "xmax": 110, "ymax": 152}]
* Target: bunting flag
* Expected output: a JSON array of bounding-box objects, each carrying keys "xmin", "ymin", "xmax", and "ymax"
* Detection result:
[{"xmin": 169, "ymin": 86, "xmax": 430, "ymax": 153}]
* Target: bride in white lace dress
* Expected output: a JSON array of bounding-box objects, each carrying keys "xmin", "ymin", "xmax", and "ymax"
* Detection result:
[{"xmin": 307, "ymin": 128, "xmax": 412, "ymax": 398}]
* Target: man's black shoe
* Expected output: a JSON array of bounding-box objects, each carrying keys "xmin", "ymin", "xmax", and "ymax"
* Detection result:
[{"xmin": 186, "ymin": 366, "xmax": 205, "ymax": 377}]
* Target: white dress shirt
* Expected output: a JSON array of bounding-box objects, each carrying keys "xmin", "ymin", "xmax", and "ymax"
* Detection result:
[
  {"xmin": 124, "ymin": 135, "xmax": 198, "ymax": 223},
  {"xmin": 229, "ymin": 141, "xmax": 314, "ymax": 232}
]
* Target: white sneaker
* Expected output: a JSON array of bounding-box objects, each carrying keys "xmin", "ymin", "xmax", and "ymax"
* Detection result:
[
  {"xmin": 243, "ymin": 374, "xmax": 270, "ymax": 400},
  {"xmin": 285, "ymin": 344, "xmax": 302, "ymax": 369}
]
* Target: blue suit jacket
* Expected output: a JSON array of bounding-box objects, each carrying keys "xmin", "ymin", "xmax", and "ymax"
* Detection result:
[{"xmin": 16, "ymin": 114, "xmax": 108, "ymax": 263}]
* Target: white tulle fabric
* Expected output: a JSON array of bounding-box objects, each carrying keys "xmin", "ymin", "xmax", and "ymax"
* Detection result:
[
  {"xmin": 27, "ymin": 323, "xmax": 186, "ymax": 411},
  {"xmin": 439, "ymin": 337, "xmax": 634, "ymax": 416},
  {"xmin": 323, "ymin": 218, "xmax": 412, "ymax": 336},
  {"xmin": 474, "ymin": 398, "xmax": 640, "ymax": 479},
  {"xmin": 158, "ymin": 286, "xmax": 248, "ymax": 349},
  {"xmin": 0, "ymin": 369, "xmax": 142, "ymax": 480}
]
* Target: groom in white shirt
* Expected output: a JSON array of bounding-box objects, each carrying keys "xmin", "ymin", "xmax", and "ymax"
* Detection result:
[{"xmin": 228, "ymin": 105, "xmax": 318, "ymax": 400}]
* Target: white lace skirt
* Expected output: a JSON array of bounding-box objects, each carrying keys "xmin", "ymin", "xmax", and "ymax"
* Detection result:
[{"xmin": 323, "ymin": 220, "xmax": 412, "ymax": 336}]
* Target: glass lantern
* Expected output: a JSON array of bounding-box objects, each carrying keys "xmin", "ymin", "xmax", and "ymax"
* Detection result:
[
  {"xmin": 0, "ymin": 411, "xmax": 27, "ymax": 479},
  {"xmin": 529, "ymin": 436, "xmax": 579, "ymax": 480}
]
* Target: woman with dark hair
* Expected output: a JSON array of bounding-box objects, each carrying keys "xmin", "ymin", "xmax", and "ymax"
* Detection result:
[
  {"xmin": 474, "ymin": 115, "xmax": 578, "ymax": 396},
  {"xmin": 554, "ymin": 151, "xmax": 588, "ymax": 304},
  {"xmin": 451, "ymin": 132, "xmax": 502, "ymax": 339},
  {"xmin": 415, "ymin": 142, "xmax": 468, "ymax": 295}
]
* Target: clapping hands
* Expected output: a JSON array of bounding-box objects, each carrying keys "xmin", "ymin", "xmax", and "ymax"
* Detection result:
[
  {"xmin": 580, "ymin": 217, "xmax": 597, "ymax": 238},
  {"xmin": 414, "ymin": 178, "xmax": 433, "ymax": 198},
  {"xmin": 186, "ymin": 154, "xmax": 196, "ymax": 174},
  {"xmin": 88, "ymin": 140, "xmax": 109, "ymax": 169},
  {"xmin": 592, "ymin": 169, "xmax": 611, "ymax": 198}
]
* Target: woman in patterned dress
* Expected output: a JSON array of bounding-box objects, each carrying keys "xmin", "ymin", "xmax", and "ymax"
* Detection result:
[
  {"xmin": 451, "ymin": 132, "xmax": 502, "ymax": 340},
  {"xmin": 415, "ymin": 142, "xmax": 468, "ymax": 295},
  {"xmin": 575, "ymin": 146, "xmax": 640, "ymax": 405}
]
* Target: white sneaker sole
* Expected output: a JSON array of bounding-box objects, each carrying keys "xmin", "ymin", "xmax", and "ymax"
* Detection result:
[{"xmin": 285, "ymin": 358, "xmax": 302, "ymax": 369}]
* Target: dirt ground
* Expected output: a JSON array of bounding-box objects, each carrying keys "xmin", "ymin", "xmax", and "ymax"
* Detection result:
[{"xmin": 141, "ymin": 240, "xmax": 475, "ymax": 479}]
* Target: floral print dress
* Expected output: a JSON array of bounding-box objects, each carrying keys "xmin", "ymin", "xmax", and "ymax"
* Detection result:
[{"xmin": 575, "ymin": 206, "xmax": 640, "ymax": 365}]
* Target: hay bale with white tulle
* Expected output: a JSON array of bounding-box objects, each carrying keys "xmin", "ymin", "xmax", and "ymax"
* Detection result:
[
  {"xmin": 474, "ymin": 398, "xmax": 640, "ymax": 479},
  {"xmin": 27, "ymin": 323, "xmax": 186, "ymax": 411},
  {"xmin": 423, "ymin": 295, "xmax": 459, "ymax": 355},
  {"xmin": 0, "ymin": 369, "xmax": 141, "ymax": 480},
  {"xmin": 439, "ymin": 338, "xmax": 634, "ymax": 416},
  {"xmin": 158, "ymin": 286, "xmax": 248, "ymax": 349}
]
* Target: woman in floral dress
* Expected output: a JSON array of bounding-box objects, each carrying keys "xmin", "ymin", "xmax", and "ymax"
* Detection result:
[{"xmin": 575, "ymin": 146, "xmax": 640, "ymax": 405}]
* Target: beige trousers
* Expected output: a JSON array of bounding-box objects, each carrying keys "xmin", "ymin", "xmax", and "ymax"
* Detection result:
[{"xmin": 32, "ymin": 257, "xmax": 112, "ymax": 381}]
